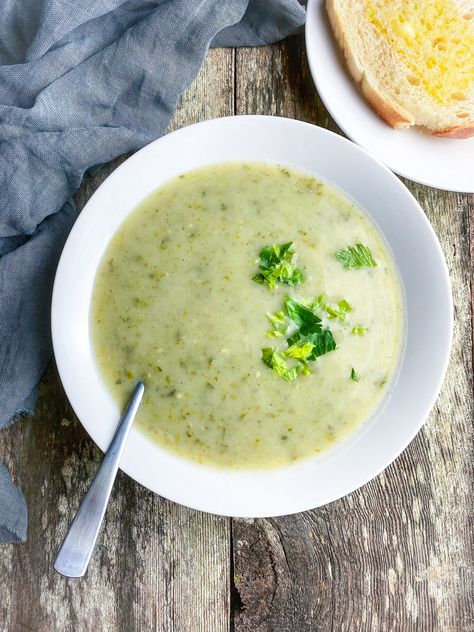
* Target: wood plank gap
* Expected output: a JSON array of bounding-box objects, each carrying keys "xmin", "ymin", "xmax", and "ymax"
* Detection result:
[
  {"xmin": 232, "ymin": 48, "xmax": 237, "ymax": 116},
  {"xmin": 468, "ymin": 195, "xmax": 474, "ymax": 380},
  {"xmin": 229, "ymin": 518, "xmax": 243, "ymax": 632}
]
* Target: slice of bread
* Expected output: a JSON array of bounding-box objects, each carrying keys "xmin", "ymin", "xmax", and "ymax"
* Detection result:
[{"xmin": 326, "ymin": 0, "xmax": 474, "ymax": 138}]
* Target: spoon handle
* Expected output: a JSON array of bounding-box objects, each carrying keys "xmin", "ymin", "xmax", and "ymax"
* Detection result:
[{"xmin": 54, "ymin": 382, "xmax": 145, "ymax": 578}]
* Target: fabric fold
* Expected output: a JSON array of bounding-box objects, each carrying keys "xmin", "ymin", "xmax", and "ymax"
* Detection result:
[
  {"xmin": 0, "ymin": 462, "xmax": 27, "ymax": 543},
  {"xmin": 0, "ymin": 0, "xmax": 306, "ymax": 543}
]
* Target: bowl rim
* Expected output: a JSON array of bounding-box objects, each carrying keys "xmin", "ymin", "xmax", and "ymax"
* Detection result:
[{"xmin": 51, "ymin": 115, "xmax": 453, "ymax": 517}]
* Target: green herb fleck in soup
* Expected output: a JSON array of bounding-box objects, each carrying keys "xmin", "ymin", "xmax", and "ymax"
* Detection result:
[
  {"xmin": 252, "ymin": 242, "xmax": 303, "ymax": 289},
  {"xmin": 91, "ymin": 162, "xmax": 403, "ymax": 469}
]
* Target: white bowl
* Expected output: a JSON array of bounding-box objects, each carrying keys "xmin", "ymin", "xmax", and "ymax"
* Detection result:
[{"xmin": 52, "ymin": 116, "xmax": 452, "ymax": 517}]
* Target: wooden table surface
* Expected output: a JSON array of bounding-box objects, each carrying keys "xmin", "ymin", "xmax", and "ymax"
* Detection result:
[{"xmin": 1, "ymin": 35, "xmax": 473, "ymax": 632}]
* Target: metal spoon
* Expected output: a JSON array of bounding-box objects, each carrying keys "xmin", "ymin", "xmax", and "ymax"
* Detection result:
[{"xmin": 54, "ymin": 381, "xmax": 145, "ymax": 577}]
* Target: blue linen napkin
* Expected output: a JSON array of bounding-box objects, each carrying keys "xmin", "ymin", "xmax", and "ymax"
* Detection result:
[{"xmin": 0, "ymin": 0, "xmax": 306, "ymax": 543}]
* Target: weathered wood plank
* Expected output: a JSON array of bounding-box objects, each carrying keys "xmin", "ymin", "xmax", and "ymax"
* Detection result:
[
  {"xmin": 232, "ymin": 35, "xmax": 474, "ymax": 632},
  {"xmin": 1, "ymin": 33, "xmax": 473, "ymax": 632},
  {"xmin": 235, "ymin": 37, "xmax": 340, "ymax": 132},
  {"xmin": 0, "ymin": 48, "xmax": 233, "ymax": 632}
]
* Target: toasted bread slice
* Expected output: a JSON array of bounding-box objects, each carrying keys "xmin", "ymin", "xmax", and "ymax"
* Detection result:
[{"xmin": 326, "ymin": 0, "xmax": 474, "ymax": 138}]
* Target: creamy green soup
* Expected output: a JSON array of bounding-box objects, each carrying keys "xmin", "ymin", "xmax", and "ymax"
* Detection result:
[{"xmin": 91, "ymin": 162, "xmax": 403, "ymax": 469}]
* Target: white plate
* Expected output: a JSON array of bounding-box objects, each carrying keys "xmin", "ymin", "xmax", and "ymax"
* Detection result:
[
  {"xmin": 52, "ymin": 116, "xmax": 452, "ymax": 517},
  {"xmin": 305, "ymin": 0, "xmax": 474, "ymax": 192}
]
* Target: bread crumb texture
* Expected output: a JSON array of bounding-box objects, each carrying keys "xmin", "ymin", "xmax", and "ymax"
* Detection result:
[{"xmin": 366, "ymin": 0, "xmax": 474, "ymax": 106}]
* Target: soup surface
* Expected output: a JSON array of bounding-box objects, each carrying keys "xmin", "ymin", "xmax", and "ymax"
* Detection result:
[{"xmin": 91, "ymin": 162, "xmax": 403, "ymax": 469}]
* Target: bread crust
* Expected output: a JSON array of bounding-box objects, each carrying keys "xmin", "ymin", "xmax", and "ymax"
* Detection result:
[
  {"xmin": 359, "ymin": 76, "xmax": 413, "ymax": 128},
  {"xmin": 326, "ymin": 0, "xmax": 414, "ymax": 129},
  {"xmin": 433, "ymin": 125, "xmax": 474, "ymax": 139},
  {"xmin": 326, "ymin": 0, "xmax": 474, "ymax": 138}
]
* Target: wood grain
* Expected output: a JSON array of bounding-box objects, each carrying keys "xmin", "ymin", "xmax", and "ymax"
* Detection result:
[
  {"xmin": 0, "ymin": 34, "xmax": 473, "ymax": 632},
  {"xmin": 0, "ymin": 49, "xmax": 233, "ymax": 632},
  {"xmin": 231, "ymin": 35, "xmax": 474, "ymax": 632}
]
